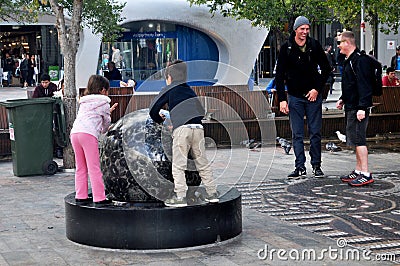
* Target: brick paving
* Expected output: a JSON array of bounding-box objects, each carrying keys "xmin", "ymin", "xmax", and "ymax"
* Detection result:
[
  {"xmin": 0, "ymin": 84, "xmax": 399, "ymax": 265},
  {"xmin": 1, "ymin": 146, "xmax": 400, "ymax": 265}
]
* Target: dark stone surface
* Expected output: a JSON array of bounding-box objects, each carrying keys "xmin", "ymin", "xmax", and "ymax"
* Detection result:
[
  {"xmin": 238, "ymin": 174, "xmax": 400, "ymax": 258},
  {"xmin": 100, "ymin": 109, "xmax": 201, "ymax": 202},
  {"xmin": 65, "ymin": 109, "xmax": 243, "ymax": 250},
  {"xmin": 64, "ymin": 187, "xmax": 242, "ymax": 250}
]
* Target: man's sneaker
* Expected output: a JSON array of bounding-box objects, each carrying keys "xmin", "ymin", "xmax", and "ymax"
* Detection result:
[
  {"xmin": 164, "ymin": 195, "xmax": 187, "ymax": 207},
  {"xmin": 348, "ymin": 174, "xmax": 374, "ymax": 187},
  {"xmin": 288, "ymin": 167, "xmax": 306, "ymax": 179},
  {"xmin": 312, "ymin": 166, "xmax": 324, "ymax": 178},
  {"xmin": 204, "ymin": 192, "xmax": 219, "ymax": 203},
  {"xmin": 340, "ymin": 171, "xmax": 358, "ymax": 182}
]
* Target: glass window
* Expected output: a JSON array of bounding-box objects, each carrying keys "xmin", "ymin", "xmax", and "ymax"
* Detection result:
[{"xmin": 99, "ymin": 21, "xmax": 178, "ymax": 82}]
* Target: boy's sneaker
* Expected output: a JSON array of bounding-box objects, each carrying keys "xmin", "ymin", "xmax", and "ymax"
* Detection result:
[
  {"xmin": 204, "ymin": 192, "xmax": 219, "ymax": 203},
  {"xmin": 288, "ymin": 166, "xmax": 306, "ymax": 179},
  {"xmin": 164, "ymin": 195, "xmax": 187, "ymax": 207},
  {"xmin": 312, "ymin": 166, "xmax": 324, "ymax": 178},
  {"xmin": 348, "ymin": 174, "xmax": 374, "ymax": 187},
  {"xmin": 340, "ymin": 171, "xmax": 358, "ymax": 182}
]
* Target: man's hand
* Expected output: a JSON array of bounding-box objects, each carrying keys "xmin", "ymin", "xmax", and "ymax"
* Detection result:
[
  {"xmin": 279, "ymin": 101, "xmax": 289, "ymax": 114},
  {"xmin": 336, "ymin": 99, "xmax": 344, "ymax": 110},
  {"xmin": 110, "ymin": 103, "xmax": 118, "ymax": 112},
  {"xmin": 306, "ymin": 89, "xmax": 318, "ymax": 101},
  {"xmin": 357, "ymin": 110, "xmax": 366, "ymax": 121}
]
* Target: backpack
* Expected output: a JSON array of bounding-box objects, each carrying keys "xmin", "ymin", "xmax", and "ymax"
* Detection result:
[{"xmin": 349, "ymin": 51, "xmax": 383, "ymax": 96}]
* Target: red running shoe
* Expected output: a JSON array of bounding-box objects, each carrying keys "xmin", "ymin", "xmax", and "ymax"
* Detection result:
[{"xmin": 348, "ymin": 174, "xmax": 374, "ymax": 187}]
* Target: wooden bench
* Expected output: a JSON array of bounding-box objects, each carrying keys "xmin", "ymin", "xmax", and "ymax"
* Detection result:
[{"xmin": 372, "ymin": 86, "xmax": 400, "ymax": 113}]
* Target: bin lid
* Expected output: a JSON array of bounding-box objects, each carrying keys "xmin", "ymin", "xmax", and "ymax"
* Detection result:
[{"xmin": 0, "ymin": 98, "xmax": 56, "ymax": 108}]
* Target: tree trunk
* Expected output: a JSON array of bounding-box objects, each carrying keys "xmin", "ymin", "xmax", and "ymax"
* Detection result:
[
  {"xmin": 60, "ymin": 50, "xmax": 77, "ymax": 169},
  {"xmin": 62, "ymin": 100, "xmax": 76, "ymax": 168},
  {"xmin": 49, "ymin": 0, "xmax": 83, "ymax": 169}
]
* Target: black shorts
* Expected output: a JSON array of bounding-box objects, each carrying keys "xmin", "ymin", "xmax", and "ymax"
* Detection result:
[{"xmin": 345, "ymin": 109, "xmax": 369, "ymax": 146}]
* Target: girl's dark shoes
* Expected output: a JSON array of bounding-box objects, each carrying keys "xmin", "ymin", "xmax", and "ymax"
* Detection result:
[
  {"xmin": 75, "ymin": 197, "xmax": 92, "ymax": 205},
  {"xmin": 94, "ymin": 199, "xmax": 113, "ymax": 207}
]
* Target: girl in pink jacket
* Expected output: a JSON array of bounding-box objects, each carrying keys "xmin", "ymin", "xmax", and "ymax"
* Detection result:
[{"xmin": 70, "ymin": 75, "xmax": 117, "ymax": 206}]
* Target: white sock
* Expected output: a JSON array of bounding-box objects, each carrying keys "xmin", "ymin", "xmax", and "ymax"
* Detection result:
[
  {"xmin": 361, "ymin": 171, "xmax": 371, "ymax": 177},
  {"xmin": 355, "ymin": 170, "xmax": 361, "ymax": 174}
]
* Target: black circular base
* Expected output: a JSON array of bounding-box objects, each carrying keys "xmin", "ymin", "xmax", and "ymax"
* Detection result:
[{"xmin": 65, "ymin": 187, "xmax": 242, "ymax": 250}]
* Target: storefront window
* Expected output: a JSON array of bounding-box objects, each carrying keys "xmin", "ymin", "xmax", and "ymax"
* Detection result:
[
  {"xmin": 99, "ymin": 32, "xmax": 177, "ymax": 82},
  {"xmin": 98, "ymin": 21, "xmax": 219, "ymax": 88}
]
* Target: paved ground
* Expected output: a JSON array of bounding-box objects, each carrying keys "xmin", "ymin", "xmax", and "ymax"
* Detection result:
[{"xmin": 1, "ymin": 83, "xmax": 400, "ymax": 265}]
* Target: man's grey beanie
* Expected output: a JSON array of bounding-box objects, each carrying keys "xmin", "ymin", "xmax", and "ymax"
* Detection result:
[{"xmin": 293, "ymin": 16, "xmax": 310, "ymax": 30}]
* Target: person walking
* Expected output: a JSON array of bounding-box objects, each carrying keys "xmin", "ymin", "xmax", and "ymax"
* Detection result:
[
  {"xmin": 324, "ymin": 45, "xmax": 336, "ymax": 94},
  {"xmin": 275, "ymin": 16, "xmax": 331, "ymax": 178},
  {"xmin": 111, "ymin": 45, "xmax": 121, "ymax": 68},
  {"xmin": 19, "ymin": 54, "xmax": 29, "ymax": 88},
  {"xmin": 3, "ymin": 53, "xmax": 14, "ymax": 86},
  {"xmin": 336, "ymin": 31, "xmax": 375, "ymax": 186},
  {"xmin": 149, "ymin": 60, "xmax": 219, "ymax": 207},
  {"xmin": 70, "ymin": 75, "xmax": 118, "ymax": 206},
  {"xmin": 27, "ymin": 54, "xmax": 36, "ymax": 86}
]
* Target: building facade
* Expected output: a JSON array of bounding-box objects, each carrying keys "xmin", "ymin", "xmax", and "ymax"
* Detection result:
[{"xmin": 86, "ymin": 0, "xmax": 268, "ymax": 91}]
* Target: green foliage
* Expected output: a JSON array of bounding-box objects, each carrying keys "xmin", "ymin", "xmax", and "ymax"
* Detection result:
[
  {"xmin": 1, "ymin": 0, "xmax": 125, "ymax": 42},
  {"xmin": 188, "ymin": 0, "xmax": 333, "ymax": 32},
  {"xmin": 55, "ymin": 0, "xmax": 126, "ymax": 42},
  {"xmin": 189, "ymin": 0, "xmax": 400, "ymax": 35},
  {"xmin": 0, "ymin": 0, "xmax": 43, "ymax": 22}
]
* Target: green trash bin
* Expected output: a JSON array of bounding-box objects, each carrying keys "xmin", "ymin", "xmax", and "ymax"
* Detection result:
[
  {"xmin": 0, "ymin": 98, "xmax": 58, "ymax": 176},
  {"xmin": 53, "ymin": 97, "xmax": 67, "ymax": 148}
]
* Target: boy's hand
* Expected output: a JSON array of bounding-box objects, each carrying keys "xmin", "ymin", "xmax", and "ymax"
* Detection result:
[
  {"xmin": 110, "ymin": 103, "xmax": 118, "ymax": 112},
  {"xmin": 160, "ymin": 113, "xmax": 166, "ymax": 121}
]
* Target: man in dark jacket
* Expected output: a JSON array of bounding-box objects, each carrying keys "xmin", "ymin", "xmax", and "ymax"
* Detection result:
[
  {"xmin": 275, "ymin": 16, "xmax": 331, "ymax": 178},
  {"xmin": 20, "ymin": 54, "xmax": 29, "ymax": 88},
  {"xmin": 3, "ymin": 53, "xmax": 14, "ymax": 86},
  {"xmin": 336, "ymin": 31, "xmax": 374, "ymax": 187},
  {"xmin": 104, "ymin": 61, "xmax": 122, "ymax": 81},
  {"xmin": 32, "ymin": 73, "xmax": 57, "ymax": 98},
  {"xmin": 390, "ymin": 45, "xmax": 400, "ymax": 70},
  {"xmin": 149, "ymin": 60, "xmax": 218, "ymax": 207}
]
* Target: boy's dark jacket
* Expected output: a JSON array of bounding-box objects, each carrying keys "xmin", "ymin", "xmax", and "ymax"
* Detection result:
[
  {"xmin": 275, "ymin": 33, "xmax": 331, "ymax": 102},
  {"xmin": 149, "ymin": 82, "xmax": 204, "ymax": 129},
  {"xmin": 340, "ymin": 48, "xmax": 374, "ymax": 111}
]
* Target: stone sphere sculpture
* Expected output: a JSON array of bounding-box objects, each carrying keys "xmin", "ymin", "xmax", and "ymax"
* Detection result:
[{"xmin": 100, "ymin": 109, "xmax": 201, "ymax": 203}]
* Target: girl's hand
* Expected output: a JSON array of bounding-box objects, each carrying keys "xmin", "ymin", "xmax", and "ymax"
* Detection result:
[{"xmin": 110, "ymin": 103, "xmax": 118, "ymax": 112}]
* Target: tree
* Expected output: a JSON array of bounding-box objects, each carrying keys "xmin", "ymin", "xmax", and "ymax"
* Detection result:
[
  {"xmin": 1, "ymin": 1, "xmax": 125, "ymax": 168},
  {"xmin": 325, "ymin": 0, "xmax": 400, "ymax": 35},
  {"xmin": 325, "ymin": 0, "xmax": 400, "ymax": 55},
  {"xmin": 0, "ymin": 0, "xmax": 42, "ymax": 22},
  {"xmin": 44, "ymin": 0, "xmax": 125, "ymax": 168},
  {"xmin": 189, "ymin": 0, "xmax": 400, "ymax": 51},
  {"xmin": 188, "ymin": 0, "xmax": 333, "ymax": 49}
]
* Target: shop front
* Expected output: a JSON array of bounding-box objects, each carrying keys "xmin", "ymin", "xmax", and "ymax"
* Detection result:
[
  {"xmin": 1, "ymin": 17, "xmax": 63, "ymax": 87},
  {"xmin": 99, "ymin": 21, "xmax": 219, "ymax": 91}
]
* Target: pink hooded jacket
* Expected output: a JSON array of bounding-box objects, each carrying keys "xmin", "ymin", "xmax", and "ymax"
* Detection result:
[{"xmin": 70, "ymin": 94, "xmax": 111, "ymax": 139}]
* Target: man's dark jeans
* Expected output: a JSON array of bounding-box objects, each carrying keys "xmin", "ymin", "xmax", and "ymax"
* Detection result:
[{"xmin": 288, "ymin": 94, "xmax": 322, "ymax": 169}]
